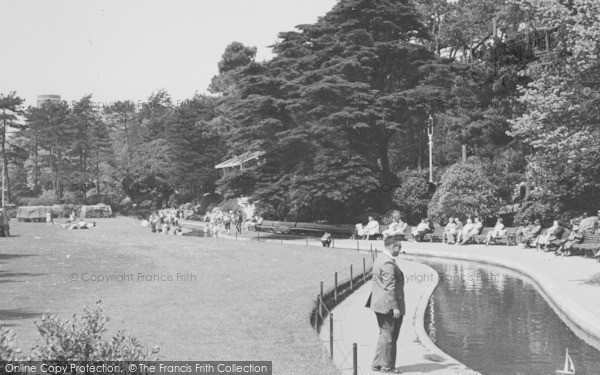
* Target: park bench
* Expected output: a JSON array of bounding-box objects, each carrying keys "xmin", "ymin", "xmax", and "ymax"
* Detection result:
[
  {"xmin": 255, "ymin": 220, "xmax": 296, "ymax": 234},
  {"xmin": 291, "ymin": 222, "xmax": 356, "ymax": 238},
  {"xmin": 471, "ymin": 227, "xmax": 517, "ymax": 246},
  {"xmin": 571, "ymin": 233, "xmax": 600, "ymax": 258},
  {"xmin": 410, "ymin": 227, "xmax": 444, "ymax": 242}
]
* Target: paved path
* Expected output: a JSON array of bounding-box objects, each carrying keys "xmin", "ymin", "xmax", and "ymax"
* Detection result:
[
  {"xmin": 318, "ymin": 259, "xmax": 479, "ymax": 375},
  {"xmin": 181, "ymin": 222, "xmax": 600, "ymax": 373}
]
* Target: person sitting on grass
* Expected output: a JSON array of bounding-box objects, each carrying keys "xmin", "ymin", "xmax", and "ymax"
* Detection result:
[
  {"xmin": 442, "ymin": 217, "xmax": 456, "ymax": 244},
  {"xmin": 522, "ymin": 219, "xmax": 543, "ymax": 248},
  {"xmin": 485, "ymin": 218, "xmax": 506, "ymax": 245},
  {"xmin": 321, "ymin": 232, "xmax": 332, "ymax": 247}
]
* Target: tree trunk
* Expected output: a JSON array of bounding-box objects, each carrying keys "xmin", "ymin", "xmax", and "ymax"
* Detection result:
[
  {"xmin": 2, "ymin": 109, "xmax": 11, "ymax": 204},
  {"xmin": 417, "ymin": 128, "xmax": 423, "ymax": 170}
]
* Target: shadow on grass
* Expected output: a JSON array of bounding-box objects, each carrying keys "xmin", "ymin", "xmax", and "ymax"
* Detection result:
[
  {"xmin": 0, "ymin": 271, "xmax": 46, "ymax": 281},
  {"xmin": 575, "ymin": 272, "xmax": 600, "ymax": 286},
  {"xmin": 0, "ymin": 309, "xmax": 41, "ymax": 321},
  {"xmin": 0, "ymin": 254, "xmax": 37, "ymax": 260}
]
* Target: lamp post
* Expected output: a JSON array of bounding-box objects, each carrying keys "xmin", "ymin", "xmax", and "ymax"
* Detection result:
[{"xmin": 427, "ymin": 115, "xmax": 434, "ymax": 183}]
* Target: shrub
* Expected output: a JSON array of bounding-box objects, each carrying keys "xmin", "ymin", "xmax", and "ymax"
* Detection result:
[
  {"xmin": 27, "ymin": 190, "xmax": 59, "ymax": 206},
  {"xmin": 513, "ymin": 189, "xmax": 555, "ymax": 227},
  {"xmin": 0, "ymin": 326, "xmax": 21, "ymax": 361},
  {"xmin": 0, "ymin": 302, "xmax": 158, "ymax": 363},
  {"xmin": 428, "ymin": 157, "xmax": 501, "ymax": 221},
  {"xmin": 392, "ymin": 170, "xmax": 432, "ymax": 225}
]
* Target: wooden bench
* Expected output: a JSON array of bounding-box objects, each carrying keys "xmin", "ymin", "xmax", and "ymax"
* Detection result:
[
  {"xmin": 291, "ymin": 222, "xmax": 356, "ymax": 238},
  {"xmin": 255, "ymin": 220, "xmax": 296, "ymax": 234},
  {"xmin": 571, "ymin": 233, "xmax": 600, "ymax": 257},
  {"xmin": 410, "ymin": 227, "xmax": 445, "ymax": 242},
  {"xmin": 472, "ymin": 227, "xmax": 517, "ymax": 246}
]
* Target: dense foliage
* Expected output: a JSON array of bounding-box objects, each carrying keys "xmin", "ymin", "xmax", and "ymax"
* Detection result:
[
  {"xmin": 3, "ymin": 0, "xmax": 599, "ymax": 223},
  {"xmin": 428, "ymin": 157, "xmax": 500, "ymax": 220}
]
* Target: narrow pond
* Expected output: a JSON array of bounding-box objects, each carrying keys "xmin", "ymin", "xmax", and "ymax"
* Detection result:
[{"xmin": 421, "ymin": 258, "xmax": 600, "ymax": 375}]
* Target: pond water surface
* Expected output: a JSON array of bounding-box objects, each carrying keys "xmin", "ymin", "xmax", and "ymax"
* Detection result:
[{"xmin": 420, "ymin": 258, "xmax": 600, "ymax": 375}]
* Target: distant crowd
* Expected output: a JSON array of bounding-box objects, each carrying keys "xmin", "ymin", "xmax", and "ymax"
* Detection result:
[{"xmin": 142, "ymin": 208, "xmax": 184, "ymax": 235}]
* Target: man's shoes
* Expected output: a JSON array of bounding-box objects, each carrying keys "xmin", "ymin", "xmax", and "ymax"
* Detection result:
[
  {"xmin": 371, "ymin": 365, "xmax": 381, "ymax": 371},
  {"xmin": 380, "ymin": 368, "xmax": 402, "ymax": 373}
]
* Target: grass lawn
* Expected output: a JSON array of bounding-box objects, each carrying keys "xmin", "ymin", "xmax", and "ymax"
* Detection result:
[{"xmin": 1, "ymin": 217, "xmax": 371, "ymax": 374}]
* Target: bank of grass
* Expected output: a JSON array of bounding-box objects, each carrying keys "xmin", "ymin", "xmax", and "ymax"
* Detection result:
[{"xmin": 1, "ymin": 217, "xmax": 371, "ymax": 375}]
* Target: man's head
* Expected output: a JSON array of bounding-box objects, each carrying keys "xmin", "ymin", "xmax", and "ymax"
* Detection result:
[
  {"xmin": 368, "ymin": 216, "xmax": 374, "ymax": 221},
  {"xmin": 448, "ymin": 217, "xmax": 454, "ymax": 223},
  {"xmin": 384, "ymin": 236, "xmax": 403, "ymax": 256}
]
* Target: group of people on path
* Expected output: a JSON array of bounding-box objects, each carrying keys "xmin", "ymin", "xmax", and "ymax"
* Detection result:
[
  {"xmin": 145, "ymin": 208, "xmax": 184, "ymax": 235},
  {"xmin": 203, "ymin": 209, "xmax": 247, "ymax": 235}
]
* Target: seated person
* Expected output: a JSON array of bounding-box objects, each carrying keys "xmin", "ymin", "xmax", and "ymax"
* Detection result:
[
  {"xmin": 172, "ymin": 226, "xmax": 183, "ymax": 236},
  {"xmin": 141, "ymin": 219, "xmax": 149, "ymax": 227},
  {"xmin": 455, "ymin": 218, "xmax": 474, "ymax": 244},
  {"xmin": 357, "ymin": 216, "xmax": 380, "ymax": 240},
  {"xmin": 411, "ymin": 218, "xmax": 431, "ymax": 242},
  {"xmin": 321, "ymin": 232, "xmax": 332, "ymax": 247},
  {"xmin": 445, "ymin": 218, "xmax": 462, "ymax": 244},
  {"xmin": 539, "ymin": 220, "xmax": 566, "ymax": 251},
  {"xmin": 522, "ymin": 219, "xmax": 542, "ymax": 248},
  {"xmin": 442, "ymin": 218, "xmax": 456, "ymax": 244},
  {"xmin": 485, "ymin": 218, "xmax": 507, "ymax": 245},
  {"xmin": 515, "ymin": 220, "xmax": 533, "ymax": 244},
  {"xmin": 459, "ymin": 217, "xmax": 483, "ymax": 245},
  {"xmin": 555, "ymin": 224, "xmax": 582, "ymax": 256},
  {"xmin": 161, "ymin": 222, "xmax": 170, "ymax": 234},
  {"xmin": 536, "ymin": 220, "xmax": 558, "ymax": 250},
  {"xmin": 382, "ymin": 218, "xmax": 407, "ymax": 239}
]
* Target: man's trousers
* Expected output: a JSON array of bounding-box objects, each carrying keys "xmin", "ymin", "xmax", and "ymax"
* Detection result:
[{"xmin": 372, "ymin": 312, "xmax": 403, "ymax": 369}]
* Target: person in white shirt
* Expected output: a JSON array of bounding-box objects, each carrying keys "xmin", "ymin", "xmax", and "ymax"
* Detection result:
[
  {"xmin": 357, "ymin": 216, "xmax": 380, "ymax": 240},
  {"xmin": 459, "ymin": 217, "xmax": 483, "ymax": 245},
  {"xmin": 485, "ymin": 218, "xmax": 506, "ymax": 245},
  {"xmin": 456, "ymin": 218, "xmax": 474, "ymax": 244},
  {"xmin": 442, "ymin": 218, "xmax": 456, "ymax": 243}
]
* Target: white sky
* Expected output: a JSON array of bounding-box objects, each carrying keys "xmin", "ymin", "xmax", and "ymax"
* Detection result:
[{"xmin": 0, "ymin": 0, "xmax": 338, "ymax": 108}]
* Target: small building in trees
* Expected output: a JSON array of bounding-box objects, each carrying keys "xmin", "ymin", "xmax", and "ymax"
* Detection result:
[{"xmin": 214, "ymin": 151, "xmax": 265, "ymax": 177}]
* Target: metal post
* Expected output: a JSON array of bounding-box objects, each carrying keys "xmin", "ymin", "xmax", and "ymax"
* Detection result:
[
  {"xmin": 235, "ymin": 232, "xmax": 238, "ymax": 240},
  {"xmin": 280, "ymin": 233, "xmax": 283, "ymax": 244},
  {"xmin": 320, "ymin": 281, "xmax": 324, "ymax": 301},
  {"xmin": 315, "ymin": 296, "xmax": 319, "ymax": 330},
  {"xmin": 257, "ymin": 231, "xmax": 260, "ymax": 241},
  {"xmin": 1, "ymin": 161, "xmax": 4, "ymax": 207},
  {"xmin": 370, "ymin": 244, "xmax": 373, "ymax": 252},
  {"xmin": 353, "ymin": 343, "xmax": 358, "ymax": 375},
  {"xmin": 428, "ymin": 114, "xmax": 434, "ymax": 183},
  {"xmin": 357, "ymin": 241, "xmax": 359, "ymax": 251},
  {"xmin": 329, "ymin": 313, "xmax": 334, "ymax": 359},
  {"xmin": 318, "ymin": 294, "xmax": 322, "ymax": 322},
  {"xmin": 363, "ymin": 258, "xmax": 366, "ymax": 283},
  {"xmin": 334, "ymin": 272, "xmax": 338, "ymax": 303},
  {"xmin": 350, "ymin": 265, "xmax": 353, "ymax": 290},
  {"xmin": 320, "ymin": 282, "xmax": 324, "ymax": 318},
  {"xmin": 332, "ymin": 238, "xmax": 335, "ymax": 248},
  {"xmin": 306, "ymin": 237, "xmax": 308, "ymax": 246}
]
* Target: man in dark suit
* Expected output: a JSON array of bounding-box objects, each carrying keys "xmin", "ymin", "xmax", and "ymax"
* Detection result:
[{"xmin": 365, "ymin": 235, "xmax": 405, "ymax": 373}]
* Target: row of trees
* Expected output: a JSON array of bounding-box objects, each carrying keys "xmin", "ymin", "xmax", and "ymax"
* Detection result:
[
  {"xmin": 0, "ymin": 91, "xmax": 226, "ymax": 208},
  {"xmin": 2, "ymin": 0, "xmax": 599, "ymax": 223}
]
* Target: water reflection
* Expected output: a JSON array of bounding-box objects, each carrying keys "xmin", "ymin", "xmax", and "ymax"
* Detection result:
[{"xmin": 422, "ymin": 259, "xmax": 600, "ymax": 375}]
